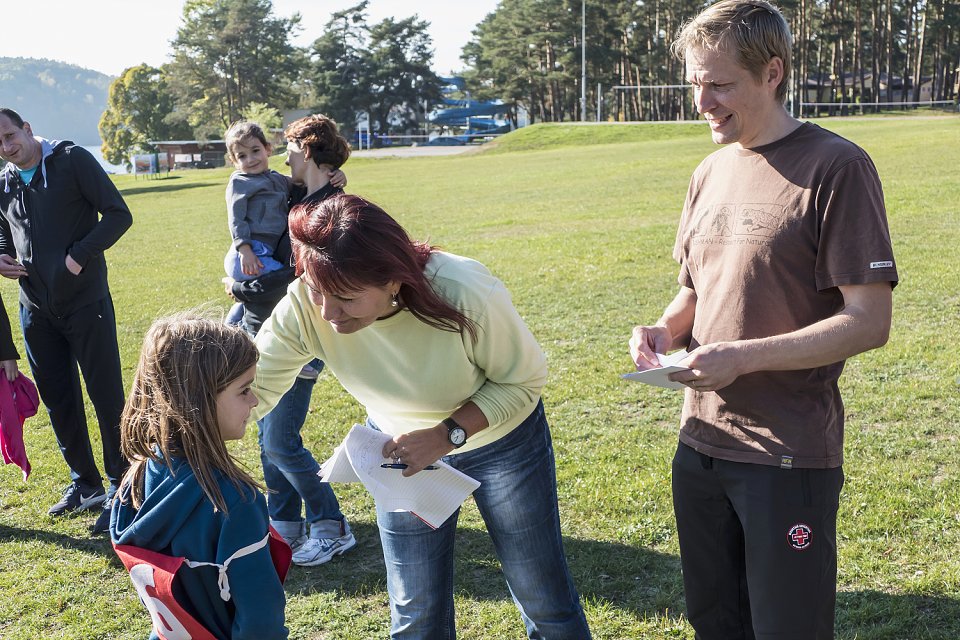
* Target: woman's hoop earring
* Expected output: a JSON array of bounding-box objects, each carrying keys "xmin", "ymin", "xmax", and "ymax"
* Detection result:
[{"xmin": 391, "ymin": 294, "xmax": 399, "ymax": 308}]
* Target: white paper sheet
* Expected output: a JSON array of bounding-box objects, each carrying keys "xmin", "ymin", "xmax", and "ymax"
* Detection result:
[
  {"xmin": 621, "ymin": 350, "xmax": 691, "ymax": 390},
  {"xmin": 319, "ymin": 424, "xmax": 481, "ymax": 528}
]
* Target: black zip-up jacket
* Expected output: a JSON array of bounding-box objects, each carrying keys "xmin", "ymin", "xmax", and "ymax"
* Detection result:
[{"xmin": 0, "ymin": 140, "xmax": 132, "ymax": 316}]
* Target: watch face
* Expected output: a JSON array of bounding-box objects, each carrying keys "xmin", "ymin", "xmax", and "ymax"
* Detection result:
[{"xmin": 449, "ymin": 427, "xmax": 467, "ymax": 446}]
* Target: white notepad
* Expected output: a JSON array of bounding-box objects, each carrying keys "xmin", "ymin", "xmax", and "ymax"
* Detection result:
[{"xmin": 319, "ymin": 423, "xmax": 481, "ymax": 528}]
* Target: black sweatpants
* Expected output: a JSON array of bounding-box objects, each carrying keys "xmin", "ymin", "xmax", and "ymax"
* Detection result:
[
  {"xmin": 20, "ymin": 295, "xmax": 127, "ymax": 489},
  {"xmin": 672, "ymin": 442, "xmax": 844, "ymax": 640}
]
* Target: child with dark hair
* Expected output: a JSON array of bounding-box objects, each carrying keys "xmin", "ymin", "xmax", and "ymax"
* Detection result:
[
  {"xmin": 237, "ymin": 114, "xmax": 357, "ymax": 568},
  {"xmin": 221, "ymin": 120, "xmax": 345, "ymax": 325}
]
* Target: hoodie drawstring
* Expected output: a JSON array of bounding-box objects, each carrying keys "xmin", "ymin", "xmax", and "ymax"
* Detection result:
[{"xmin": 182, "ymin": 533, "xmax": 270, "ymax": 601}]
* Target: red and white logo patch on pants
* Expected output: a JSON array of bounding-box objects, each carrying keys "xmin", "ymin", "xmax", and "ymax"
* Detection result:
[{"xmin": 788, "ymin": 523, "xmax": 813, "ymax": 551}]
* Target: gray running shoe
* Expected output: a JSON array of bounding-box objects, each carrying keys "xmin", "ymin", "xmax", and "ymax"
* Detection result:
[
  {"xmin": 291, "ymin": 532, "xmax": 357, "ymax": 567},
  {"xmin": 48, "ymin": 482, "xmax": 106, "ymax": 517}
]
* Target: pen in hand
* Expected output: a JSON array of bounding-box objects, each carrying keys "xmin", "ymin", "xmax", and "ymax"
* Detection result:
[{"xmin": 380, "ymin": 463, "xmax": 438, "ymax": 470}]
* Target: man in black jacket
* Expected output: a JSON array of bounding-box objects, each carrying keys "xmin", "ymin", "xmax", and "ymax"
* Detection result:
[{"xmin": 0, "ymin": 108, "xmax": 132, "ymax": 533}]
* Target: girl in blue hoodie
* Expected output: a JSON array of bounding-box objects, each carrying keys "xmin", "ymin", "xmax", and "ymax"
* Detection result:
[{"xmin": 110, "ymin": 313, "xmax": 289, "ymax": 640}]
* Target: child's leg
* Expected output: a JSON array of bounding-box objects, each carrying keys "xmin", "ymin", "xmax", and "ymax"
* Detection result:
[{"xmin": 225, "ymin": 302, "xmax": 245, "ymax": 326}]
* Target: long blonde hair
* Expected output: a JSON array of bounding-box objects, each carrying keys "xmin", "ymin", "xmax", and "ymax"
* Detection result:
[{"xmin": 119, "ymin": 313, "xmax": 261, "ymax": 513}]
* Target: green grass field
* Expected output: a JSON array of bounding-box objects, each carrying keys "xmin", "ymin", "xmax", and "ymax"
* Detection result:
[{"xmin": 0, "ymin": 115, "xmax": 958, "ymax": 639}]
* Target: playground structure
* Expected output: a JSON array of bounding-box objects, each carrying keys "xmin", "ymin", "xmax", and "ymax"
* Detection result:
[
  {"xmin": 424, "ymin": 76, "xmax": 513, "ymax": 144},
  {"xmin": 349, "ymin": 77, "xmax": 517, "ymax": 149}
]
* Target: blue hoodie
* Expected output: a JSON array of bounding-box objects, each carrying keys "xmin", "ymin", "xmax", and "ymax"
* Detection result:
[{"xmin": 111, "ymin": 455, "xmax": 288, "ymax": 639}]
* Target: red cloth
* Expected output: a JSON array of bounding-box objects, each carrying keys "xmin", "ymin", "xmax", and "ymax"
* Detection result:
[
  {"xmin": 0, "ymin": 372, "xmax": 39, "ymax": 480},
  {"xmin": 113, "ymin": 526, "xmax": 291, "ymax": 640}
]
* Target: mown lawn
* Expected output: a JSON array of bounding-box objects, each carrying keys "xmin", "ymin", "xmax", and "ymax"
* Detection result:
[{"xmin": 0, "ymin": 115, "xmax": 957, "ymax": 639}]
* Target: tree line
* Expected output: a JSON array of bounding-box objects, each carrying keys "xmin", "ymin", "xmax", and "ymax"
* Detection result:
[
  {"xmin": 465, "ymin": 0, "xmax": 959, "ymax": 123},
  {"xmin": 101, "ymin": 0, "xmax": 959, "ymax": 163},
  {"xmin": 100, "ymin": 0, "xmax": 439, "ymax": 164}
]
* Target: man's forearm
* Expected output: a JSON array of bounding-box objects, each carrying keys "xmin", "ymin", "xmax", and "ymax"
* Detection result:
[
  {"xmin": 729, "ymin": 282, "xmax": 892, "ymax": 375},
  {"xmin": 657, "ymin": 286, "xmax": 697, "ymax": 351}
]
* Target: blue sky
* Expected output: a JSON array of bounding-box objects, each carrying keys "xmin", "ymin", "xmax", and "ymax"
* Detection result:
[{"xmin": 7, "ymin": 0, "xmax": 501, "ymax": 77}]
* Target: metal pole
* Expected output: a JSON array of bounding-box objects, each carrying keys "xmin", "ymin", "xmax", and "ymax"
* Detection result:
[{"xmin": 581, "ymin": 0, "xmax": 587, "ymax": 121}]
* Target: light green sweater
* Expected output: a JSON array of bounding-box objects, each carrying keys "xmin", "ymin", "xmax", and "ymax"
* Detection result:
[{"xmin": 252, "ymin": 252, "xmax": 547, "ymax": 453}]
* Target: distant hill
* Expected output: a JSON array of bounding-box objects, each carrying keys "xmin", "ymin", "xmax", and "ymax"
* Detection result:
[{"xmin": 0, "ymin": 57, "xmax": 112, "ymax": 146}]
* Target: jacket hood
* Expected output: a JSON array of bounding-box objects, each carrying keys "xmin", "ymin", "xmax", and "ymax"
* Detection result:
[
  {"xmin": 2, "ymin": 137, "xmax": 69, "ymax": 193},
  {"xmin": 111, "ymin": 455, "xmax": 209, "ymax": 550}
]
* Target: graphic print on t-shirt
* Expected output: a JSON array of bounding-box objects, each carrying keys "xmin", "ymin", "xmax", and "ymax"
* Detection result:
[{"xmin": 691, "ymin": 203, "xmax": 785, "ymax": 246}]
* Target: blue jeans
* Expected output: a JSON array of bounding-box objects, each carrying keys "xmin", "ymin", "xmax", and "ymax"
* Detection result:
[
  {"xmin": 225, "ymin": 301, "xmax": 245, "ymax": 326},
  {"xmin": 375, "ymin": 401, "xmax": 591, "ymax": 639},
  {"xmin": 258, "ymin": 372, "xmax": 347, "ymax": 539}
]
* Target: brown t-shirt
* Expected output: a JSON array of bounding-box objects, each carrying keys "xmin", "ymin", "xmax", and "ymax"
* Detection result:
[{"xmin": 673, "ymin": 122, "xmax": 898, "ymax": 469}]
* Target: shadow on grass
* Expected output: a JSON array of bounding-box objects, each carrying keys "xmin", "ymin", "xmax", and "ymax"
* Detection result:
[
  {"xmin": 837, "ymin": 590, "xmax": 960, "ymax": 640},
  {"xmin": 0, "ymin": 522, "xmax": 115, "ymax": 558},
  {"xmin": 283, "ymin": 522, "xmax": 688, "ymax": 625},
  {"xmin": 119, "ymin": 177, "xmax": 217, "ymax": 197},
  {"xmin": 8, "ymin": 521, "xmax": 953, "ymax": 637},
  {"xmin": 282, "ymin": 523, "xmax": 960, "ymax": 637}
]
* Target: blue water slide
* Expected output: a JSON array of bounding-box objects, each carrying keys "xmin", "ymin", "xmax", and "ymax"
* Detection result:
[{"xmin": 428, "ymin": 99, "xmax": 509, "ymax": 126}]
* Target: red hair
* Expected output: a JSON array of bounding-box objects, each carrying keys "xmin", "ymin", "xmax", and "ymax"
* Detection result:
[{"xmin": 289, "ymin": 195, "xmax": 478, "ymax": 341}]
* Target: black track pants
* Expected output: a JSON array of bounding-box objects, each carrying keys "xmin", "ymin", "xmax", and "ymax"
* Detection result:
[{"xmin": 672, "ymin": 442, "xmax": 844, "ymax": 640}]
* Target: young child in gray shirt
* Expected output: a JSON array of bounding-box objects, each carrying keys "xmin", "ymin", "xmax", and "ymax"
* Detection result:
[{"xmin": 223, "ymin": 121, "xmax": 290, "ymax": 286}]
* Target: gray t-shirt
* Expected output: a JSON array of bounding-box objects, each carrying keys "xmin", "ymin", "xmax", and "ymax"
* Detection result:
[{"xmin": 225, "ymin": 170, "xmax": 291, "ymax": 251}]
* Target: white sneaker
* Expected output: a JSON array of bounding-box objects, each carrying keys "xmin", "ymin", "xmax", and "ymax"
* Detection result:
[
  {"xmin": 283, "ymin": 534, "xmax": 308, "ymax": 553},
  {"xmin": 291, "ymin": 533, "xmax": 357, "ymax": 567}
]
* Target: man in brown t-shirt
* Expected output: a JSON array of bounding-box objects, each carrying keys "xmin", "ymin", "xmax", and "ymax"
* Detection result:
[{"xmin": 628, "ymin": 2, "xmax": 897, "ymax": 638}]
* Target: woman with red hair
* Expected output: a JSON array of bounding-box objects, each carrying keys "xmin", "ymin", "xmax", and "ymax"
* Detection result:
[{"xmin": 252, "ymin": 194, "xmax": 592, "ymax": 639}]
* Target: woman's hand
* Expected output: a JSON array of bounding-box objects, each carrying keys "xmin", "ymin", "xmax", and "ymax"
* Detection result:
[
  {"xmin": 382, "ymin": 424, "xmax": 453, "ymax": 477},
  {"xmin": 65, "ymin": 254, "xmax": 83, "ymax": 275}
]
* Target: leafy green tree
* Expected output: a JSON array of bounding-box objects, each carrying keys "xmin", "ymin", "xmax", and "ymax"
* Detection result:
[
  {"xmin": 98, "ymin": 64, "xmax": 190, "ymax": 165},
  {"xmin": 463, "ymin": 0, "xmax": 958, "ymax": 122},
  {"xmin": 308, "ymin": 2, "xmax": 370, "ymax": 134},
  {"xmin": 307, "ymin": 3, "xmax": 442, "ymax": 138},
  {"xmin": 463, "ymin": 0, "xmax": 581, "ymax": 124},
  {"xmin": 167, "ymin": 0, "xmax": 302, "ymax": 138},
  {"xmin": 361, "ymin": 15, "xmax": 444, "ymax": 135},
  {"xmin": 241, "ymin": 102, "xmax": 282, "ymax": 130}
]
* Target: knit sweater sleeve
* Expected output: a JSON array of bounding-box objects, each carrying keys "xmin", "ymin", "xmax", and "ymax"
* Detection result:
[
  {"xmin": 251, "ymin": 291, "xmax": 322, "ymax": 420},
  {"xmin": 462, "ymin": 277, "xmax": 547, "ymax": 427}
]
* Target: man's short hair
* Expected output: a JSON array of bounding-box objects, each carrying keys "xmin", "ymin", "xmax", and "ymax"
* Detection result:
[
  {"xmin": 671, "ymin": 0, "xmax": 793, "ymax": 103},
  {"xmin": 0, "ymin": 108, "xmax": 25, "ymax": 128}
]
